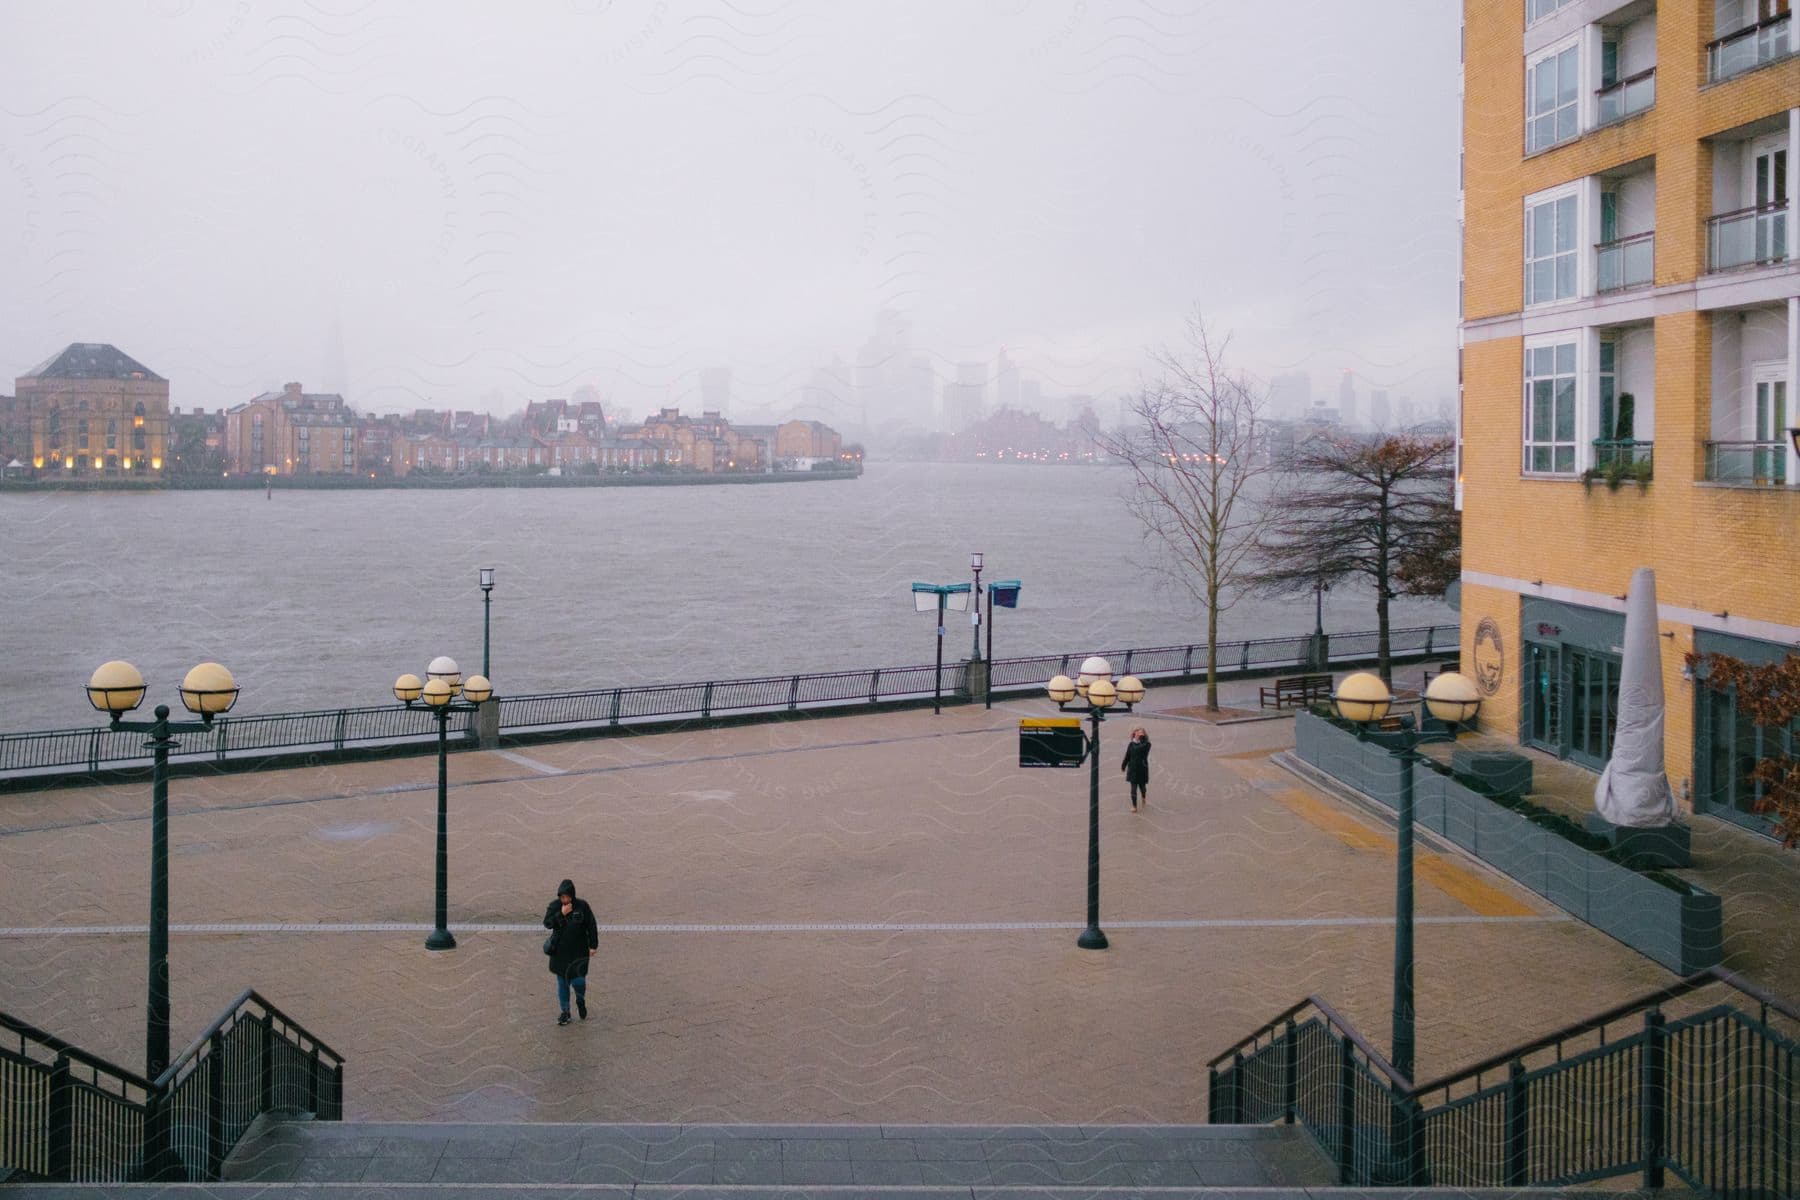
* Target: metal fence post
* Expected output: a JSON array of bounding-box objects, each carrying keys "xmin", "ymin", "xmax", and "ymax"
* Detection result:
[
  {"xmin": 333, "ymin": 711, "xmax": 347, "ymax": 752},
  {"xmin": 329, "ymin": 1060, "xmax": 344, "ymax": 1121},
  {"xmin": 1641, "ymin": 1009, "xmax": 1667, "ymax": 1189},
  {"xmin": 260, "ymin": 1014, "xmax": 275, "ymax": 1113},
  {"xmin": 1505, "ymin": 1058, "xmax": 1528, "ymax": 1186},
  {"xmin": 1183, "ymin": 645, "xmax": 1194, "ymax": 675},
  {"xmin": 205, "ymin": 1031, "xmax": 226, "ymax": 1180},
  {"xmin": 1229, "ymin": 1052, "xmax": 1245, "ymax": 1124},
  {"xmin": 701, "ymin": 682, "xmax": 714, "ymax": 720},
  {"xmin": 787, "ymin": 675, "xmax": 801, "ymax": 712},
  {"xmin": 307, "ymin": 1046, "xmax": 322, "ymax": 1114},
  {"xmin": 1284, "ymin": 1019, "xmax": 1299, "ymax": 1124},
  {"xmin": 214, "ymin": 720, "xmax": 228, "ymax": 763},
  {"xmin": 1240, "ymin": 641, "xmax": 1252, "ymax": 672},
  {"xmin": 1207, "ymin": 1065, "xmax": 1222, "ymax": 1123},
  {"xmin": 88, "ymin": 728, "xmax": 102, "ymax": 772},
  {"xmin": 47, "ymin": 1053, "xmax": 74, "ymax": 1181},
  {"xmin": 608, "ymin": 688, "xmax": 622, "ymax": 727},
  {"xmin": 868, "ymin": 669, "xmax": 880, "ymax": 704},
  {"xmin": 1337, "ymin": 1035, "xmax": 1357, "ymax": 1185},
  {"xmin": 1425, "ymin": 627, "xmax": 1435, "ymax": 655}
]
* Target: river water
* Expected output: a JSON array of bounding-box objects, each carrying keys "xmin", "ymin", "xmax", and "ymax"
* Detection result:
[{"xmin": 0, "ymin": 464, "xmax": 1454, "ymax": 732}]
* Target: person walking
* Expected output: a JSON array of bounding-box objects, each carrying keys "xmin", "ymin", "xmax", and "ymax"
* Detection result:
[
  {"xmin": 1120, "ymin": 727, "xmax": 1151, "ymax": 811},
  {"xmin": 543, "ymin": 878, "xmax": 598, "ymax": 1026}
]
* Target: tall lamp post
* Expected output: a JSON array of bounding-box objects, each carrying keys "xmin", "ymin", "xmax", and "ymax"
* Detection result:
[
  {"xmin": 1329, "ymin": 670, "xmax": 1481, "ymax": 1082},
  {"xmin": 478, "ymin": 567, "xmax": 496, "ymax": 681},
  {"xmin": 1047, "ymin": 657, "xmax": 1144, "ymax": 950},
  {"xmin": 85, "ymin": 659, "xmax": 241, "ymax": 1081},
  {"xmin": 911, "ymin": 581, "xmax": 971, "ymax": 715},
  {"xmin": 985, "ymin": 580, "xmax": 1022, "ymax": 710},
  {"xmin": 392, "ymin": 657, "xmax": 493, "ymax": 951},
  {"xmin": 969, "ymin": 552, "xmax": 984, "ymax": 660}
]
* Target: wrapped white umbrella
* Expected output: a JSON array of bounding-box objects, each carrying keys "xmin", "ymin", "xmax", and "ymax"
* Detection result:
[{"xmin": 1594, "ymin": 566, "xmax": 1678, "ymax": 828}]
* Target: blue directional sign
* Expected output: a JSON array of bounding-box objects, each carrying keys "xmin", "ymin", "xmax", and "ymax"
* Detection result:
[{"xmin": 989, "ymin": 580, "xmax": 1022, "ymax": 609}]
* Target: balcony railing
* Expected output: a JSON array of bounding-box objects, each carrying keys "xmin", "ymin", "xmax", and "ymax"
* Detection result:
[
  {"xmin": 1704, "ymin": 440, "xmax": 1789, "ymax": 485},
  {"xmin": 1595, "ymin": 230, "xmax": 1654, "ymax": 292},
  {"xmin": 1595, "ymin": 67, "xmax": 1655, "ymax": 125},
  {"xmin": 1708, "ymin": 10, "xmax": 1793, "ymax": 81},
  {"xmin": 1591, "ymin": 439, "xmax": 1653, "ymax": 470},
  {"xmin": 1707, "ymin": 202, "xmax": 1789, "ymax": 272}
]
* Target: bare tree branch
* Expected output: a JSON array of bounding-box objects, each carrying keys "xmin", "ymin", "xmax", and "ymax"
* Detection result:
[{"xmin": 1093, "ymin": 310, "xmax": 1274, "ymax": 711}]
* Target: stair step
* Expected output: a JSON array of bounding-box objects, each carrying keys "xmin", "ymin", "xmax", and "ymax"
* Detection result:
[{"xmin": 212, "ymin": 1118, "xmax": 1339, "ymax": 1190}]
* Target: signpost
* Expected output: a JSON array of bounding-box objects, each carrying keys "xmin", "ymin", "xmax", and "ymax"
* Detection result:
[{"xmin": 1019, "ymin": 717, "xmax": 1085, "ymax": 768}]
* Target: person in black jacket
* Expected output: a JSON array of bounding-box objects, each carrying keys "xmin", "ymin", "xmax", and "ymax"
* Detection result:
[
  {"xmin": 1120, "ymin": 727, "xmax": 1151, "ymax": 811},
  {"xmin": 543, "ymin": 878, "xmax": 598, "ymax": 1026}
]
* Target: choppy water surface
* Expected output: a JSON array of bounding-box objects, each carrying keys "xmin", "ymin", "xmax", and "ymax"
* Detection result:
[{"xmin": 0, "ymin": 464, "xmax": 1453, "ymax": 731}]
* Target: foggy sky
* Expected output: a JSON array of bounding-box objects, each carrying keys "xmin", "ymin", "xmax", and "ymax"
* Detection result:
[{"xmin": 0, "ymin": 1, "xmax": 1462, "ymax": 425}]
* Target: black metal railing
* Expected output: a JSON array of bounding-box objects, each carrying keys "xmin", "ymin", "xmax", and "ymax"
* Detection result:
[
  {"xmin": 0, "ymin": 624, "xmax": 1459, "ymax": 779},
  {"xmin": 1595, "ymin": 229, "xmax": 1654, "ymax": 292},
  {"xmin": 1595, "ymin": 67, "xmax": 1655, "ymax": 125},
  {"xmin": 1210, "ymin": 968, "xmax": 1798, "ymax": 1195},
  {"xmin": 1707, "ymin": 202, "xmax": 1789, "ymax": 272},
  {"xmin": 0, "ymin": 991, "xmax": 340, "ymax": 1184},
  {"xmin": 1590, "ymin": 439, "xmax": 1654, "ymax": 471},
  {"xmin": 1704, "ymin": 440, "xmax": 1789, "ymax": 485},
  {"xmin": 1708, "ymin": 9, "xmax": 1793, "ymax": 81}
]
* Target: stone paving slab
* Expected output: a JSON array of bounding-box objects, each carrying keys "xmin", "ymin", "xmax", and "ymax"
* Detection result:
[{"xmin": 0, "ymin": 678, "xmax": 1711, "ymax": 1127}]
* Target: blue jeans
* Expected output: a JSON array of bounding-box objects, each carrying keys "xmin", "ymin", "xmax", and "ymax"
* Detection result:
[{"xmin": 556, "ymin": 971, "xmax": 588, "ymax": 1013}]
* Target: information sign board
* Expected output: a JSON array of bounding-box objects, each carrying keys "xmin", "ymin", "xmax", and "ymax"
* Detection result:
[{"xmin": 1019, "ymin": 717, "xmax": 1085, "ymax": 768}]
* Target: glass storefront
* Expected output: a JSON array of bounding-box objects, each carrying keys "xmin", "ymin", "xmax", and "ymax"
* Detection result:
[
  {"xmin": 1521, "ymin": 599, "xmax": 1624, "ymax": 771},
  {"xmin": 1693, "ymin": 631, "xmax": 1797, "ymax": 841}
]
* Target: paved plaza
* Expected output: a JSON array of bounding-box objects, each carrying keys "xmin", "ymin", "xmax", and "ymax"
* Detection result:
[{"xmin": 0, "ymin": 674, "xmax": 1765, "ymax": 1127}]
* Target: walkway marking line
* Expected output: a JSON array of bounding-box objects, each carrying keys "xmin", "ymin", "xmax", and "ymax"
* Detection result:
[
  {"xmin": 492, "ymin": 750, "xmax": 567, "ymax": 776},
  {"xmin": 0, "ymin": 915, "xmax": 1566, "ymax": 937}
]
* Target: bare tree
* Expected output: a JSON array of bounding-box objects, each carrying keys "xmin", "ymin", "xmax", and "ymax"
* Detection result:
[
  {"xmin": 1094, "ymin": 313, "xmax": 1273, "ymax": 712},
  {"xmin": 1250, "ymin": 434, "xmax": 1459, "ymax": 684}
]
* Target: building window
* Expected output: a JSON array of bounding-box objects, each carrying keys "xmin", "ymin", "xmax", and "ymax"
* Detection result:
[
  {"xmin": 1697, "ymin": 679, "xmax": 1797, "ymax": 840},
  {"xmin": 1526, "ymin": 41, "xmax": 1580, "ymax": 152},
  {"xmin": 1525, "ymin": 189, "xmax": 1580, "ymax": 305},
  {"xmin": 1527, "ymin": 0, "xmax": 1574, "ymax": 24},
  {"xmin": 1524, "ymin": 341, "xmax": 1578, "ymax": 475}
]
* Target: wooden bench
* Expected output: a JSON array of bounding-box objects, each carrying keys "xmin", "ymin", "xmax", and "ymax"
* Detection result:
[{"xmin": 1259, "ymin": 674, "xmax": 1333, "ymax": 710}]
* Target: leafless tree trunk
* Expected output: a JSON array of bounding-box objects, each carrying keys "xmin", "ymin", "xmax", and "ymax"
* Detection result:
[{"xmin": 1094, "ymin": 312, "xmax": 1273, "ymax": 712}]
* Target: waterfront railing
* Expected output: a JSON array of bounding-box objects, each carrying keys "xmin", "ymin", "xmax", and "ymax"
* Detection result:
[{"xmin": 0, "ymin": 624, "xmax": 1457, "ymax": 781}]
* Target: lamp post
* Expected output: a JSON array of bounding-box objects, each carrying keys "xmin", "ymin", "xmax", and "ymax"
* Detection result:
[
  {"xmin": 911, "ymin": 581, "xmax": 971, "ymax": 715},
  {"xmin": 1047, "ymin": 658, "xmax": 1145, "ymax": 950},
  {"xmin": 985, "ymin": 580, "xmax": 1022, "ymax": 710},
  {"xmin": 478, "ymin": 567, "xmax": 496, "ymax": 681},
  {"xmin": 969, "ymin": 552, "xmax": 984, "ymax": 660},
  {"xmin": 393, "ymin": 658, "xmax": 493, "ymax": 951},
  {"xmin": 1329, "ymin": 670, "xmax": 1482, "ymax": 1082},
  {"xmin": 85, "ymin": 659, "xmax": 241, "ymax": 1082}
]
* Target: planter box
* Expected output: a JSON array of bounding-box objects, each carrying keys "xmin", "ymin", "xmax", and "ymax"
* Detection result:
[
  {"xmin": 1441, "ymin": 781, "xmax": 1483, "ymax": 853},
  {"xmin": 1542, "ymin": 832, "xmax": 1590, "ymax": 917},
  {"xmin": 1586, "ymin": 854, "xmax": 1722, "ymax": 975},
  {"xmin": 1450, "ymin": 748, "xmax": 1533, "ymax": 797},
  {"xmin": 1295, "ymin": 712, "xmax": 1723, "ymax": 976},
  {"xmin": 1581, "ymin": 814, "xmax": 1692, "ymax": 869},
  {"xmin": 1478, "ymin": 803, "xmax": 1546, "ymax": 896}
]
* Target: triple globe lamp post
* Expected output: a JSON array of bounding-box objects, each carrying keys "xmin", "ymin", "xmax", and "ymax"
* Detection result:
[
  {"xmin": 84, "ymin": 659, "xmax": 241, "ymax": 1081},
  {"xmin": 1046, "ymin": 656, "xmax": 1144, "ymax": 951},
  {"xmin": 1329, "ymin": 667, "xmax": 1482, "ymax": 1087},
  {"xmin": 392, "ymin": 657, "xmax": 492, "ymax": 951}
]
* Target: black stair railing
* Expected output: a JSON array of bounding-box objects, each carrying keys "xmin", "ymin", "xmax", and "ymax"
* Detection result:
[
  {"xmin": 1210, "ymin": 967, "xmax": 1798, "ymax": 1197},
  {"xmin": 1, "ymin": 989, "xmax": 341, "ymax": 1184}
]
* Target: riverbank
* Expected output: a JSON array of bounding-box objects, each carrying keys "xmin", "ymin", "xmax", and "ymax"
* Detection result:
[{"xmin": 0, "ymin": 466, "xmax": 861, "ymax": 492}]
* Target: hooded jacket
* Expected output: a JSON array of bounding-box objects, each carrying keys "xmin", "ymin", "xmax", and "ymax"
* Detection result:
[{"xmin": 543, "ymin": 879, "xmax": 598, "ymax": 977}]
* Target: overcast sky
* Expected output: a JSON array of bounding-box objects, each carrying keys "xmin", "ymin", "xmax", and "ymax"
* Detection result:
[{"xmin": 0, "ymin": 1, "xmax": 1461, "ymax": 424}]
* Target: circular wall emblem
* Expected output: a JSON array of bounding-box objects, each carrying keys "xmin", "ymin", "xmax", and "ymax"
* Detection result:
[{"xmin": 1472, "ymin": 617, "xmax": 1505, "ymax": 697}]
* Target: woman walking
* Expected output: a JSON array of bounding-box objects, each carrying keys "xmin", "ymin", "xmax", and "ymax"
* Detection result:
[
  {"xmin": 1120, "ymin": 727, "xmax": 1152, "ymax": 811},
  {"xmin": 543, "ymin": 878, "xmax": 598, "ymax": 1026}
]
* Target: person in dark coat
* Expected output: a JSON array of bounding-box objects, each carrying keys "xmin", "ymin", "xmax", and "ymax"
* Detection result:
[
  {"xmin": 543, "ymin": 878, "xmax": 598, "ymax": 1026},
  {"xmin": 1120, "ymin": 727, "xmax": 1151, "ymax": 811}
]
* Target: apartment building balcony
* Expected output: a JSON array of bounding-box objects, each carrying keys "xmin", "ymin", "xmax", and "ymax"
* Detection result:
[
  {"xmin": 1706, "ymin": 301, "xmax": 1794, "ymax": 486},
  {"xmin": 1595, "ymin": 66, "xmax": 1655, "ymax": 126},
  {"xmin": 1708, "ymin": 202, "xmax": 1789, "ymax": 271},
  {"xmin": 1595, "ymin": 230, "xmax": 1655, "ymax": 291},
  {"xmin": 1708, "ymin": 8, "xmax": 1792, "ymax": 83}
]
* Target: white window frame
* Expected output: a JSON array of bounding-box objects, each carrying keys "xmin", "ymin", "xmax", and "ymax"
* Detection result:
[
  {"xmin": 1526, "ymin": 36, "xmax": 1582, "ymax": 153},
  {"xmin": 1525, "ymin": 182, "xmax": 1586, "ymax": 307},
  {"xmin": 1523, "ymin": 334, "xmax": 1585, "ymax": 477},
  {"xmin": 1527, "ymin": 0, "xmax": 1575, "ymax": 27}
]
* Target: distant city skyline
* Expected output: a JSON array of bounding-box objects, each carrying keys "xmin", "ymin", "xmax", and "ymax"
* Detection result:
[{"xmin": 1, "ymin": 3, "xmax": 1462, "ymax": 436}]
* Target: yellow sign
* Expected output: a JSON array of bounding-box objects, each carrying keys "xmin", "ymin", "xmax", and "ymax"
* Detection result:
[{"xmin": 1020, "ymin": 717, "xmax": 1081, "ymax": 729}]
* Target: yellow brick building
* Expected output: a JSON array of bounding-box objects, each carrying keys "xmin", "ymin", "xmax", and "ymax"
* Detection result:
[{"xmin": 1461, "ymin": 1, "xmax": 1797, "ymax": 839}]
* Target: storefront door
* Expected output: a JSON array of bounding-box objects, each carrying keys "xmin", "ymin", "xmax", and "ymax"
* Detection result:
[{"xmin": 1524, "ymin": 641, "xmax": 1621, "ymax": 768}]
